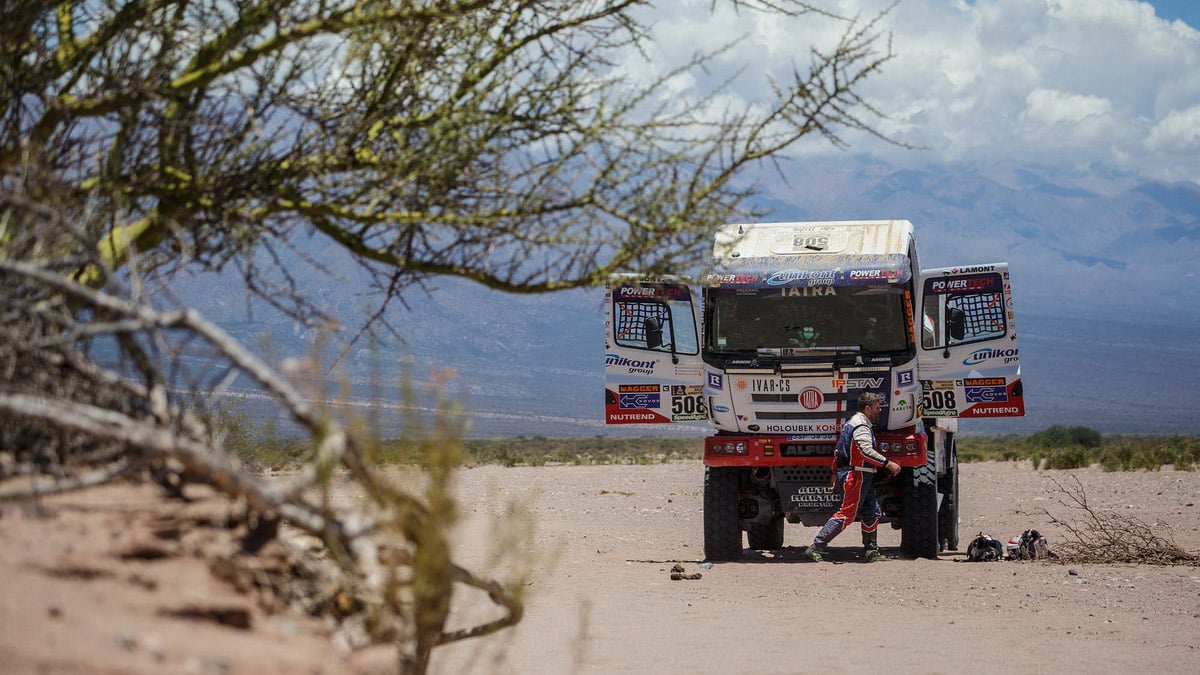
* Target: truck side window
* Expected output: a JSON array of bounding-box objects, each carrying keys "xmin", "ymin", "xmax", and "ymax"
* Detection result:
[
  {"xmin": 613, "ymin": 298, "xmax": 699, "ymax": 355},
  {"xmin": 921, "ymin": 273, "xmax": 1007, "ymax": 349}
]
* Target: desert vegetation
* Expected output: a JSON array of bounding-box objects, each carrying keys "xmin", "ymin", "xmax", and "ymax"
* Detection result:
[
  {"xmin": 232, "ymin": 425, "xmax": 1200, "ymax": 472},
  {"xmin": 957, "ymin": 426, "xmax": 1200, "ymax": 471}
]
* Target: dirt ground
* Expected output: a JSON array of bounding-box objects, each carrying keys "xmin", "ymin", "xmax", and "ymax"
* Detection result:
[{"xmin": 2, "ymin": 460, "xmax": 1199, "ymax": 674}]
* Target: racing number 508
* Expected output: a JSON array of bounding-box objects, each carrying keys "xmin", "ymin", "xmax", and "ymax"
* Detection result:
[
  {"xmin": 672, "ymin": 395, "xmax": 705, "ymax": 415},
  {"xmin": 922, "ymin": 390, "xmax": 957, "ymax": 412}
]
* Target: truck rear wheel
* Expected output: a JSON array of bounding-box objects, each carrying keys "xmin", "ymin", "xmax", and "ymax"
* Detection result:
[
  {"xmin": 704, "ymin": 466, "xmax": 743, "ymax": 561},
  {"xmin": 901, "ymin": 447, "xmax": 939, "ymax": 559},
  {"xmin": 747, "ymin": 515, "xmax": 784, "ymax": 550}
]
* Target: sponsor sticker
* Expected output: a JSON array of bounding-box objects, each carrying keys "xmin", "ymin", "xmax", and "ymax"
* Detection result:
[
  {"xmin": 963, "ymin": 347, "xmax": 1019, "ymax": 366},
  {"xmin": 831, "ymin": 376, "xmax": 885, "ymax": 389},
  {"xmin": 965, "ymin": 386, "xmax": 1008, "ymax": 403},
  {"xmin": 707, "ymin": 372, "xmax": 724, "ymax": 390},
  {"xmin": 669, "ymin": 385, "xmax": 706, "ymax": 421},
  {"xmin": 927, "ymin": 274, "xmax": 1001, "ymax": 294},
  {"xmin": 619, "ymin": 393, "xmax": 660, "ymax": 409},
  {"xmin": 752, "ymin": 379, "xmax": 792, "ymax": 393}
]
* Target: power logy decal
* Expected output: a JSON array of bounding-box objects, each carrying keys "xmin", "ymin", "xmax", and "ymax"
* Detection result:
[
  {"xmin": 612, "ymin": 284, "xmax": 688, "ymax": 301},
  {"xmin": 706, "ymin": 273, "xmax": 762, "ymax": 286},
  {"xmin": 925, "ymin": 274, "xmax": 1002, "ymax": 295}
]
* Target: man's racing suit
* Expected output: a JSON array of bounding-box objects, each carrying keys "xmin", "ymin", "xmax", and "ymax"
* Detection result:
[{"xmin": 811, "ymin": 411, "xmax": 888, "ymax": 549}]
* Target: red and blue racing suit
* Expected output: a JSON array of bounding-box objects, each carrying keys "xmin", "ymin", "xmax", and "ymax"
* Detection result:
[{"xmin": 811, "ymin": 411, "xmax": 888, "ymax": 547}]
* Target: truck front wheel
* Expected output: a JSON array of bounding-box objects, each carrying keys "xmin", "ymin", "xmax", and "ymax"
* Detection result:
[
  {"xmin": 901, "ymin": 446, "xmax": 940, "ymax": 559},
  {"xmin": 704, "ymin": 466, "xmax": 743, "ymax": 561}
]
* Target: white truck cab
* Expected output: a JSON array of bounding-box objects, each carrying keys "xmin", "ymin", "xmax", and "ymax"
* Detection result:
[{"xmin": 604, "ymin": 220, "xmax": 1024, "ymax": 559}]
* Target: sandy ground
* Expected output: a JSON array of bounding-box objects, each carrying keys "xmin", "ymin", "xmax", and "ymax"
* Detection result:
[{"xmin": 2, "ymin": 460, "xmax": 1199, "ymax": 674}]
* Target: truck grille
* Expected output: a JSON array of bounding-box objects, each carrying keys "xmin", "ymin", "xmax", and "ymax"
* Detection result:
[{"xmin": 775, "ymin": 466, "xmax": 832, "ymax": 482}]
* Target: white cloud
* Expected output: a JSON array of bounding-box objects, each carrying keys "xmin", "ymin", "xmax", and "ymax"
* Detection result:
[
  {"xmin": 1145, "ymin": 104, "xmax": 1200, "ymax": 151},
  {"xmin": 634, "ymin": 0, "xmax": 1200, "ymax": 183}
]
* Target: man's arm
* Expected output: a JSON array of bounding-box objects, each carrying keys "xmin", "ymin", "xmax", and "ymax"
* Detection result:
[{"xmin": 853, "ymin": 424, "xmax": 899, "ymax": 474}]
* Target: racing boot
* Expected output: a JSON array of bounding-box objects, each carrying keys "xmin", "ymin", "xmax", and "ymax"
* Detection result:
[
  {"xmin": 804, "ymin": 544, "xmax": 827, "ymax": 562},
  {"xmin": 862, "ymin": 531, "xmax": 888, "ymax": 563}
]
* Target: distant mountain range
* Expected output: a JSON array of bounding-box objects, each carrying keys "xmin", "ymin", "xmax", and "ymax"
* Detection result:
[{"xmin": 172, "ymin": 159, "xmax": 1200, "ymax": 437}]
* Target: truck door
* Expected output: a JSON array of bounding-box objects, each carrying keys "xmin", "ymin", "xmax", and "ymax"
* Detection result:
[
  {"xmin": 604, "ymin": 277, "xmax": 706, "ymax": 424},
  {"xmin": 916, "ymin": 264, "xmax": 1024, "ymax": 418}
]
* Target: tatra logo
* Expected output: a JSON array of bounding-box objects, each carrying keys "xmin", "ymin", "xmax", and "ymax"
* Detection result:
[
  {"xmin": 799, "ymin": 388, "xmax": 823, "ymax": 410},
  {"xmin": 779, "ymin": 286, "xmax": 836, "ymax": 296}
]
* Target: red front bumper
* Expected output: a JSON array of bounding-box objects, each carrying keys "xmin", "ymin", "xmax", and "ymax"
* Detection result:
[{"xmin": 703, "ymin": 430, "xmax": 927, "ymax": 468}]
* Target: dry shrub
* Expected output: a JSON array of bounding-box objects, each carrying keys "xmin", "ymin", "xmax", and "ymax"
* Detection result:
[
  {"xmin": 1042, "ymin": 474, "xmax": 1200, "ymax": 566},
  {"xmin": 0, "ymin": 197, "xmax": 524, "ymax": 674}
]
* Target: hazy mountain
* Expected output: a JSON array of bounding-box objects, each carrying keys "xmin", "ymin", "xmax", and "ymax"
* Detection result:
[{"xmin": 171, "ymin": 159, "xmax": 1200, "ymax": 437}]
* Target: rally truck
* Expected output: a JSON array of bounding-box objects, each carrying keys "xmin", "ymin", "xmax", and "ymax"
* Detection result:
[{"xmin": 603, "ymin": 220, "xmax": 1024, "ymax": 560}]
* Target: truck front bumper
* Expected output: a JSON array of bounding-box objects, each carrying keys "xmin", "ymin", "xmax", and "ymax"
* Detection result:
[{"xmin": 704, "ymin": 430, "xmax": 927, "ymax": 468}]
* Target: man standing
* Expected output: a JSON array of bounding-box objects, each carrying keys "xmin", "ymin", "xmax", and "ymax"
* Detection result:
[{"xmin": 805, "ymin": 391, "xmax": 899, "ymax": 563}]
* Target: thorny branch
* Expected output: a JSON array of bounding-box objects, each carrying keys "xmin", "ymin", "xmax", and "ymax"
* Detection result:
[
  {"xmin": 1042, "ymin": 474, "xmax": 1200, "ymax": 566},
  {"xmin": 0, "ymin": 207, "xmax": 522, "ymax": 673}
]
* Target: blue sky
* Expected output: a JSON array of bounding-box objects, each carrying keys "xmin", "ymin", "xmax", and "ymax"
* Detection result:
[
  {"xmin": 1119, "ymin": 0, "xmax": 1197, "ymax": 27},
  {"xmin": 632, "ymin": 0, "xmax": 1200, "ymax": 185}
]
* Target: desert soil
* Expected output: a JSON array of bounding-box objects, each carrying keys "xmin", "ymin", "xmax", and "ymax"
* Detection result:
[{"xmin": 2, "ymin": 460, "xmax": 1199, "ymax": 674}]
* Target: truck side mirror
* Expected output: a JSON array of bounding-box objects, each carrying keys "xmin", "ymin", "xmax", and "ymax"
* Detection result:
[
  {"xmin": 947, "ymin": 307, "xmax": 966, "ymax": 342},
  {"xmin": 644, "ymin": 316, "xmax": 664, "ymax": 349}
]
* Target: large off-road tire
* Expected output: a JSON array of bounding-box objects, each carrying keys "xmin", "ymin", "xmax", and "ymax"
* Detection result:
[
  {"xmin": 703, "ymin": 466, "xmax": 743, "ymax": 561},
  {"xmin": 901, "ymin": 447, "xmax": 940, "ymax": 558},
  {"xmin": 938, "ymin": 442, "xmax": 960, "ymax": 551},
  {"xmin": 746, "ymin": 514, "xmax": 785, "ymax": 550}
]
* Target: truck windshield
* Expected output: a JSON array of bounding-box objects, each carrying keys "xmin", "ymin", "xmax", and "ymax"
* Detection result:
[{"xmin": 705, "ymin": 285, "xmax": 911, "ymax": 354}]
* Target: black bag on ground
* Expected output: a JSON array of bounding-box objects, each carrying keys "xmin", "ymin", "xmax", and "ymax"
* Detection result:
[{"xmin": 966, "ymin": 533, "xmax": 1005, "ymax": 562}]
